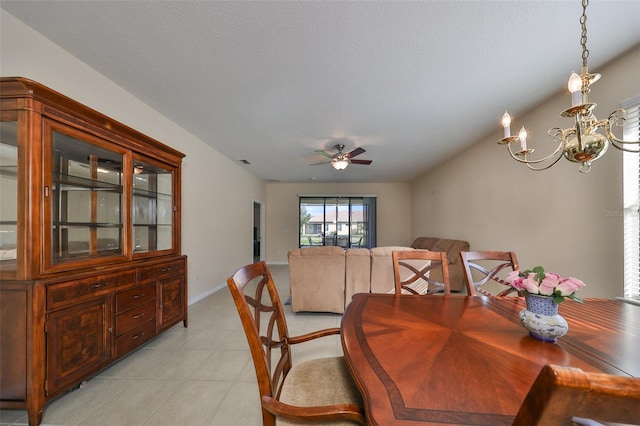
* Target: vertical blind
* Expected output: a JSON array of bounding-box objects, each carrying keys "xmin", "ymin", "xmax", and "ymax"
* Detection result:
[
  {"xmin": 623, "ymin": 95, "xmax": 640, "ymax": 299},
  {"xmin": 298, "ymin": 196, "xmax": 377, "ymax": 249}
]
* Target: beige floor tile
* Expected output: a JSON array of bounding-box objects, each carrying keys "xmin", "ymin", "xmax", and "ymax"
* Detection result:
[
  {"xmin": 97, "ymin": 348, "xmax": 167, "ymax": 378},
  {"xmin": 0, "ymin": 408, "xmax": 27, "ymax": 424},
  {"xmin": 141, "ymin": 380, "xmax": 233, "ymax": 426},
  {"xmin": 40, "ymin": 378, "xmax": 132, "ymax": 425},
  {"xmin": 142, "ymin": 326, "xmax": 192, "ymax": 349},
  {"xmin": 143, "ymin": 348, "xmax": 213, "ymax": 380},
  {"xmin": 182, "ymin": 329, "xmax": 235, "ymax": 350},
  {"xmin": 190, "ymin": 350, "xmax": 251, "ymax": 381},
  {"xmin": 207, "ymin": 381, "xmax": 262, "ymax": 426},
  {"xmin": 75, "ymin": 379, "xmax": 183, "ymax": 425}
]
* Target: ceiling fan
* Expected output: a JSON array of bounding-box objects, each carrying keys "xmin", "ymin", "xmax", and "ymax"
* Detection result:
[{"xmin": 311, "ymin": 144, "xmax": 372, "ymax": 171}]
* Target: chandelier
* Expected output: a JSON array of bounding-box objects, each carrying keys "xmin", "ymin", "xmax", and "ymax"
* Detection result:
[{"xmin": 499, "ymin": 0, "xmax": 639, "ymax": 173}]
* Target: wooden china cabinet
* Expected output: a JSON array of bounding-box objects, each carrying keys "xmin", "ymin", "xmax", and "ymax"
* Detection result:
[{"xmin": 0, "ymin": 77, "xmax": 187, "ymax": 426}]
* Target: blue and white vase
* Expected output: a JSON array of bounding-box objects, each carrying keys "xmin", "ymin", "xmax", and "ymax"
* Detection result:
[{"xmin": 519, "ymin": 293, "xmax": 568, "ymax": 343}]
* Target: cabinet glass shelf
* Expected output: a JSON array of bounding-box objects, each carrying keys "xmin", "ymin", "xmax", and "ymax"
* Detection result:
[
  {"xmin": 50, "ymin": 128, "xmax": 124, "ymax": 263},
  {"xmin": 53, "ymin": 173, "xmax": 123, "ymax": 191}
]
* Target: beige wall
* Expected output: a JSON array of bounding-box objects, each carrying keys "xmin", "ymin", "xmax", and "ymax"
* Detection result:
[
  {"xmin": 411, "ymin": 45, "xmax": 640, "ymax": 298},
  {"xmin": 4, "ymin": 8, "xmax": 638, "ymax": 300},
  {"xmin": 265, "ymin": 182, "xmax": 412, "ymax": 263},
  {"xmin": 1, "ymin": 10, "xmax": 266, "ymax": 303}
]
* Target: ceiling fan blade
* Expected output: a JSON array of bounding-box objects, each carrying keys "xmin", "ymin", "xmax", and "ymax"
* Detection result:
[
  {"xmin": 314, "ymin": 150, "xmax": 335, "ymax": 159},
  {"xmin": 309, "ymin": 161, "xmax": 332, "ymax": 166},
  {"xmin": 351, "ymin": 159, "xmax": 372, "ymax": 165},
  {"xmin": 348, "ymin": 147, "xmax": 366, "ymax": 158}
]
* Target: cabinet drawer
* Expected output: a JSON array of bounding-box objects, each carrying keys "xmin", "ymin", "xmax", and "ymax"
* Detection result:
[
  {"xmin": 114, "ymin": 320, "xmax": 156, "ymax": 358},
  {"xmin": 115, "ymin": 283, "xmax": 156, "ymax": 314},
  {"xmin": 47, "ymin": 271, "xmax": 136, "ymax": 310},
  {"xmin": 115, "ymin": 301, "xmax": 156, "ymax": 336},
  {"xmin": 139, "ymin": 260, "xmax": 184, "ymax": 282}
]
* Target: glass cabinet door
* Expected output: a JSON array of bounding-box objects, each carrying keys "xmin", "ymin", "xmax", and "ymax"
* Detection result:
[
  {"xmin": 46, "ymin": 121, "xmax": 125, "ymax": 266},
  {"xmin": 132, "ymin": 158, "xmax": 174, "ymax": 255},
  {"xmin": 0, "ymin": 116, "xmax": 18, "ymax": 277}
]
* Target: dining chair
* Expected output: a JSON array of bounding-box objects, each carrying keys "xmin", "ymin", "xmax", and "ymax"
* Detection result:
[
  {"xmin": 513, "ymin": 364, "xmax": 640, "ymax": 425},
  {"xmin": 392, "ymin": 250, "xmax": 451, "ymax": 295},
  {"xmin": 227, "ymin": 261, "xmax": 365, "ymax": 426},
  {"xmin": 459, "ymin": 250, "xmax": 520, "ymax": 297}
]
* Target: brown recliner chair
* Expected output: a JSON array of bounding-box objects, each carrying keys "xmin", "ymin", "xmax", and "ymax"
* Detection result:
[
  {"xmin": 288, "ymin": 246, "xmax": 346, "ymax": 313},
  {"xmin": 411, "ymin": 237, "xmax": 470, "ymax": 292}
]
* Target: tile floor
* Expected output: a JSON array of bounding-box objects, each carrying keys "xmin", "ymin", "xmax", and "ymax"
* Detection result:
[{"xmin": 0, "ymin": 264, "xmax": 344, "ymax": 426}]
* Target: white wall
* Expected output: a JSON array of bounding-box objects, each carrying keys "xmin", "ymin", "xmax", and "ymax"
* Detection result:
[
  {"xmin": 265, "ymin": 182, "xmax": 412, "ymax": 263},
  {"xmin": 411, "ymin": 45, "xmax": 640, "ymax": 298},
  {"xmin": 1, "ymin": 10, "xmax": 266, "ymax": 302}
]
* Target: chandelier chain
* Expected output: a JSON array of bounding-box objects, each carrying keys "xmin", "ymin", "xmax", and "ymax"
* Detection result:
[{"xmin": 580, "ymin": 0, "xmax": 589, "ymax": 67}]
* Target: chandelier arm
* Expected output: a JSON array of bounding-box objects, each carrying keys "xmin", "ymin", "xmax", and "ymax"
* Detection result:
[
  {"xmin": 524, "ymin": 154, "xmax": 566, "ymax": 171},
  {"xmin": 505, "ymin": 129, "xmax": 565, "ymax": 165},
  {"xmin": 605, "ymin": 109, "xmax": 640, "ymax": 150}
]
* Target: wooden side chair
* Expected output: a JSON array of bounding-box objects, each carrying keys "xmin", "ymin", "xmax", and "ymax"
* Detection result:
[
  {"xmin": 460, "ymin": 250, "xmax": 520, "ymax": 297},
  {"xmin": 227, "ymin": 261, "xmax": 365, "ymax": 426},
  {"xmin": 513, "ymin": 364, "xmax": 640, "ymax": 425},
  {"xmin": 392, "ymin": 250, "xmax": 451, "ymax": 295}
]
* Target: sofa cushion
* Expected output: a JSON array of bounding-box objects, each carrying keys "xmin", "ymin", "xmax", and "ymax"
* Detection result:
[
  {"xmin": 370, "ymin": 246, "xmax": 415, "ymax": 293},
  {"xmin": 411, "ymin": 237, "xmax": 470, "ymax": 292},
  {"xmin": 288, "ymin": 247, "xmax": 346, "ymax": 313},
  {"xmin": 296, "ymin": 246, "xmax": 346, "ymax": 257},
  {"xmin": 345, "ymin": 248, "xmax": 372, "ymax": 306}
]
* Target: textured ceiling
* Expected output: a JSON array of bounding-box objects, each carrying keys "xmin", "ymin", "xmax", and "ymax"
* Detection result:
[{"xmin": 2, "ymin": 0, "xmax": 639, "ymax": 182}]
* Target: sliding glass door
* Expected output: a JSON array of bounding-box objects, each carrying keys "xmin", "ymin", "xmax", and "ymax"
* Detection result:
[{"xmin": 299, "ymin": 196, "xmax": 376, "ymax": 248}]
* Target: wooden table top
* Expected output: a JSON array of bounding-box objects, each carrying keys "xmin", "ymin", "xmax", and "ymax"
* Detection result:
[{"xmin": 340, "ymin": 294, "xmax": 640, "ymax": 425}]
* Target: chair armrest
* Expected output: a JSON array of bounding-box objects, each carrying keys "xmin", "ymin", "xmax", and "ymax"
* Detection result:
[
  {"xmin": 262, "ymin": 396, "xmax": 365, "ymax": 424},
  {"xmin": 288, "ymin": 327, "xmax": 340, "ymax": 345}
]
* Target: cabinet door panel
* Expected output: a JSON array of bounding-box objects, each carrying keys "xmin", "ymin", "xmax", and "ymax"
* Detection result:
[
  {"xmin": 42, "ymin": 118, "xmax": 129, "ymax": 274},
  {"xmin": 158, "ymin": 276, "xmax": 184, "ymax": 332},
  {"xmin": 46, "ymin": 297, "xmax": 111, "ymax": 395}
]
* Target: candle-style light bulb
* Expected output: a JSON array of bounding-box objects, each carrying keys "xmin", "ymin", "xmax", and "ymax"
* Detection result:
[
  {"xmin": 502, "ymin": 111, "xmax": 512, "ymax": 138},
  {"xmin": 568, "ymin": 72, "xmax": 582, "ymax": 107},
  {"xmin": 518, "ymin": 126, "xmax": 528, "ymax": 151}
]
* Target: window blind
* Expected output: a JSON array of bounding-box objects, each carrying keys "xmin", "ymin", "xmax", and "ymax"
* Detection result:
[{"xmin": 622, "ymin": 95, "xmax": 640, "ymax": 299}]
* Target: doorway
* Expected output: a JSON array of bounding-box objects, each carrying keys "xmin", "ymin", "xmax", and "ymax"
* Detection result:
[{"xmin": 253, "ymin": 201, "xmax": 263, "ymax": 263}]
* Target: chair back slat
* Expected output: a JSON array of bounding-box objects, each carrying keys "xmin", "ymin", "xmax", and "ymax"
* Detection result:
[
  {"xmin": 460, "ymin": 250, "xmax": 519, "ymax": 297},
  {"xmin": 392, "ymin": 250, "xmax": 451, "ymax": 295},
  {"xmin": 227, "ymin": 261, "xmax": 292, "ymax": 422}
]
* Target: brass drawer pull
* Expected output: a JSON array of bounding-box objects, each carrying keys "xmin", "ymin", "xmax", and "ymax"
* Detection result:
[
  {"xmin": 132, "ymin": 293, "xmax": 145, "ymax": 299},
  {"xmin": 132, "ymin": 313, "xmax": 145, "ymax": 319},
  {"xmin": 132, "ymin": 331, "xmax": 145, "ymax": 340}
]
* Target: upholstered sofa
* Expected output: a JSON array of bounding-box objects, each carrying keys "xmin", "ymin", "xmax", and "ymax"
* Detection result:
[
  {"xmin": 410, "ymin": 237, "xmax": 470, "ymax": 292},
  {"xmin": 288, "ymin": 237, "xmax": 470, "ymax": 313},
  {"xmin": 288, "ymin": 246, "xmax": 415, "ymax": 313}
]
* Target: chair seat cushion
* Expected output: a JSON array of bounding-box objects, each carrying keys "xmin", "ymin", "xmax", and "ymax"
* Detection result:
[{"xmin": 278, "ymin": 357, "xmax": 363, "ymax": 425}]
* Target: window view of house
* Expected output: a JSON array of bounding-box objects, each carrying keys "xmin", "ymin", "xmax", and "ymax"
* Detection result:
[{"xmin": 299, "ymin": 196, "xmax": 376, "ymax": 249}]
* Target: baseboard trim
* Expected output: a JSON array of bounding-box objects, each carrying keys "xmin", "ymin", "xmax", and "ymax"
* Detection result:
[
  {"xmin": 188, "ymin": 262, "xmax": 289, "ymax": 305},
  {"xmin": 189, "ymin": 283, "xmax": 225, "ymax": 306}
]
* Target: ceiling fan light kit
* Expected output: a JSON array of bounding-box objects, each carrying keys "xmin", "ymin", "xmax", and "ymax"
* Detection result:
[
  {"xmin": 498, "ymin": 0, "xmax": 639, "ymax": 173},
  {"xmin": 331, "ymin": 155, "xmax": 350, "ymax": 170},
  {"xmin": 312, "ymin": 143, "xmax": 372, "ymax": 171}
]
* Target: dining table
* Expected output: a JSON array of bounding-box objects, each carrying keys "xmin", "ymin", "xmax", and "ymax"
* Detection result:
[{"xmin": 340, "ymin": 293, "xmax": 640, "ymax": 425}]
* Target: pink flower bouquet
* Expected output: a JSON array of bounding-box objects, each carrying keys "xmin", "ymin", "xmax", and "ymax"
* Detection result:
[{"xmin": 506, "ymin": 266, "xmax": 586, "ymax": 303}]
